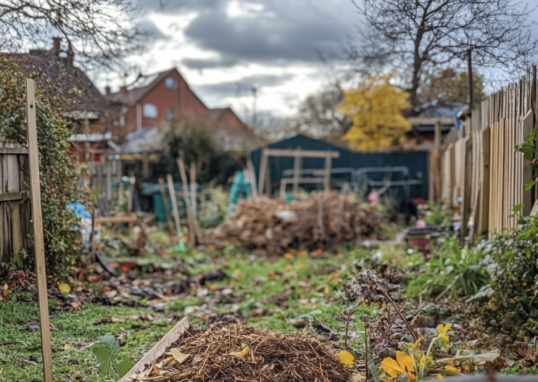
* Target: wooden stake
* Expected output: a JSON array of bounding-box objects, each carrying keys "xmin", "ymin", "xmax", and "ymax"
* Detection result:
[
  {"xmin": 158, "ymin": 178, "xmax": 175, "ymax": 235},
  {"xmin": 246, "ymin": 157, "xmax": 258, "ymax": 198},
  {"xmin": 190, "ymin": 162, "xmax": 197, "ymax": 218},
  {"xmin": 258, "ymin": 149, "xmax": 268, "ymax": 196},
  {"xmin": 177, "ymin": 152, "xmax": 196, "ymax": 244},
  {"xmin": 166, "ymin": 174, "xmax": 182, "ymax": 241},
  {"xmin": 26, "ymin": 79, "xmax": 53, "ymax": 382}
]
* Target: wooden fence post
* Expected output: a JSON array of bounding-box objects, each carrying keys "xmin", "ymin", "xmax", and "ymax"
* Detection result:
[{"xmin": 26, "ymin": 79, "xmax": 54, "ymax": 382}]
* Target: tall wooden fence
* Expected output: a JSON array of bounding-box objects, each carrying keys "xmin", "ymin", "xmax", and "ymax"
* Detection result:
[
  {"xmin": 0, "ymin": 143, "xmax": 32, "ymax": 262},
  {"xmin": 441, "ymin": 71, "xmax": 537, "ymax": 237}
]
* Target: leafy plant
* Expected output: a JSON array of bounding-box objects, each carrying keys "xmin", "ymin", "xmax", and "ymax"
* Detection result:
[
  {"xmin": 514, "ymin": 126, "xmax": 538, "ymax": 192},
  {"xmin": 378, "ymin": 323, "xmax": 500, "ymax": 381},
  {"xmin": 88, "ymin": 335, "xmax": 134, "ymax": 380},
  {"xmin": 0, "ymin": 58, "xmax": 82, "ymax": 276},
  {"xmin": 197, "ymin": 187, "xmax": 229, "ymax": 228},
  {"xmin": 470, "ymin": 216, "xmax": 538, "ymax": 337},
  {"xmin": 407, "ymin": 238, "xmax": 489, "ymax": 300}
]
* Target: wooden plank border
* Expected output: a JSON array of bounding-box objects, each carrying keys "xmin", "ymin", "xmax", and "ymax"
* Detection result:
[{"xmin": 118, "ymin": 317, "xmax": 190, "ymax": 382}]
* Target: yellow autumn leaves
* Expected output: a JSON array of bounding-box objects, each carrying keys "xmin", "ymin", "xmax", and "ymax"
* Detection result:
[
  {"xmin": 379, "ymin": 323, "xmax": 453, "ymax": 381},
  {"xmin": 338, "ymin": 72, "xmax": 411, "ymax": 152}
]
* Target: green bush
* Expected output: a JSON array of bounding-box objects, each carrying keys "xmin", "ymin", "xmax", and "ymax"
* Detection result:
[
  {"xmin": 197, "ymin": 187, "xmax": 229, "ymax": 228},
  {"xmin": 471, "ymin": 216, "xmax": 538, "ymax": 336},
  {"xmin": 0, "ymin": 58, "xmax": 81, "ymax": 276},
  {"xmin": 163, "ymin": 120, "xmax": 242, "ymax": 185},
  {"xmin": 407, "ymin": 237, "xmax": 489, "ymax": 300}
]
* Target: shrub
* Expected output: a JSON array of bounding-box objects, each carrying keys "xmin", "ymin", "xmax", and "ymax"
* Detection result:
[
  {"xmin": 163, "ymin": 120, "xmax": 242, "ymax": 185},
  {"xmin": 0, "ymin": 58, "xmax": 81, "ymax": 276},
  {"xmin": 407, "ymin": 237, "xmax": 489, "ymax": 300},
  {"xmin": 471, "ymin": 216, "xmax": 538, "ymax": 336}
]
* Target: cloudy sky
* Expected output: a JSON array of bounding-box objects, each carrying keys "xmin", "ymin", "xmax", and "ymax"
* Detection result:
[
  {"xmin": 95, "ymin": 0, "xmax": 360, "ymax": 120},
  {"xmin": 95, "ymin": 0, "xmax": 538, "ymax": 121}
]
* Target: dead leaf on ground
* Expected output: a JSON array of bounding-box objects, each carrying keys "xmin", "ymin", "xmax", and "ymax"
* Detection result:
[
  {"xmin": 57, "ymin": 282, "xmax": 71, "ymax": 293},
  {"xmin": 168, "ymin": 349, "xmax": 189, "ymax": 365},
  {"xmin": 229, "ymin": 345, "xmax": 250, "ymax": 358}
]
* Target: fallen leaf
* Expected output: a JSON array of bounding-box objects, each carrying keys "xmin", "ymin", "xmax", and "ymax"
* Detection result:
[
  {"xmin": 298, "ymin": 263, "xmax": 307, "ymax": 269},
  {"xmin": 21, "ymin": 356, "xmax": 40, "ymax": 366},
  {"xmin": 209, "ymin": 284, "xmax": 218, "ymax": 291},
  {"xmin": 380, "ymin": 351, "xmax": 417, "ymax": 380},
  {"xmin": 229, "ymin": 345, "xmax": 249, "ymax": 358},
  {"xmin": 58, "ymin": 282, "xmax": 71, "ymax": 293},
  {"xmin": 169, "ymin": 349, "xmax": 190, "ymax": 365},
  {"xmin": 338, "ymin": 350, "xmax": 356, "ymax": 368},
  {"xmin": 25, "ymin": 321, "xmax": 40, "ymax": 332}
]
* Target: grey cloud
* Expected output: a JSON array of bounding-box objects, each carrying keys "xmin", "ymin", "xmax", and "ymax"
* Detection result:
[
  {"xmin": 182, "ymin": 56, "xmax": 238, "ymax": 69},
  {"xmin": 138, "ymin": 0, "xmax": 357, "ymax": 66},
  {"xmin": 192, "ymin": 73, "xmax": 294, "ymax": 97}
]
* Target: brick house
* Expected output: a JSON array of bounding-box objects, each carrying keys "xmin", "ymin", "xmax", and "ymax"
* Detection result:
[{"xmin": 106, "ymin": 68, "xmax": 258, "ymax": 151}]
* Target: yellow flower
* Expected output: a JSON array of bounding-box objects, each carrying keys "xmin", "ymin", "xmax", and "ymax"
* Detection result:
[
  {"xmin": 338, "ymin": 350, "xmax": 356, "ymax": 368},
  {"xmin": 445, "ymin": 366, "xmax": 460, "ymax": 374},
  {"xmin": 435, "ymin": 375, "xmax": 444, "ymax": 379},
  {"xmin": 436, "ymin": 323, "xmax": 452, "ymax": 343},
  {"xmin": 380, "ymin": 351, "xmax": 417, "ymax": 381},
  {"xmin": 409, "ymin": 337, "xmax": 423, "ymax": 350}
]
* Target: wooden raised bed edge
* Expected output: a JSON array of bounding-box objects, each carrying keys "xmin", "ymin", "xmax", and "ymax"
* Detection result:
[{"xmin": 118, "ymin": 317, "xmax": 190, "ymax": 382}]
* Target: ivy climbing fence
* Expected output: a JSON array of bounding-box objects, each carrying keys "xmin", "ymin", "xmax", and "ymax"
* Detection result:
[{"xmin": 440, "ymin": 68, "xmax": 537, "ymax": 238}]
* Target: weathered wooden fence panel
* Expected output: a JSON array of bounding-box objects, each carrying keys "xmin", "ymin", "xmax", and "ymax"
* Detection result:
[
  {"xmin": 0, "ymin": 143, "xmax": 32, "ymax": 262},
  {"xmin": 89, "ymin": 158, "xmax": 122, "ymax": 206},
  {"xmin": 441, "ymin": 70, "xmax": 538, "ymax": 237}
]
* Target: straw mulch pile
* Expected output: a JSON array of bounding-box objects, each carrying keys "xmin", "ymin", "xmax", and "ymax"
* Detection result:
[
  {"xmin": 132, "ymin": 325, "xmax": 355, "ymax": 382},
  {"xmin": 215, "ymin": 191, "xmax": 388, "ymax": 253}
]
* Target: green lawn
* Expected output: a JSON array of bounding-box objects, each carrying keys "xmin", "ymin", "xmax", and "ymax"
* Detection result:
[{"xmin": 0, "ymin": 247, "xmax": 382, "ymax": 381}]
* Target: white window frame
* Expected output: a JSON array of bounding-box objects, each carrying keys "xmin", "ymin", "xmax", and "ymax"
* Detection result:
[{"xmin": 143, "ymin": 103, "xmax": 158, "ymax": 118}]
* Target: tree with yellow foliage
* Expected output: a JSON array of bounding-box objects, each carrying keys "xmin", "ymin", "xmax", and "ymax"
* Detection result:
[{"xmin": 338, "ymin": 74, "xmax": 411, "ymax": 152}]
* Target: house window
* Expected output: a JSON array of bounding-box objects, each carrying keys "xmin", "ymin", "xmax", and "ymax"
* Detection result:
[
  {"xmin": 166, "ymin": 107, "xmax": 175, "ymax": 120},
  {"xmin": 165, "ymin": 77, "xmax": 176, "ymax": 89},
  {"xmin": 143, "ymin": 104, "xmax": 158, "ymax": 118}
]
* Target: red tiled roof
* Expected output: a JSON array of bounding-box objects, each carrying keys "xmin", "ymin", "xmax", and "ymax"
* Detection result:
[{"xmin": 107, "ymin": 69, "xmax": 176, "ymax": 106}]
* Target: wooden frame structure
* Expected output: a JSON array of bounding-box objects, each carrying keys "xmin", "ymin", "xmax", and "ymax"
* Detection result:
[{"xmin": 257, "ymin": 148, "xmax": 340, "ymax": 196}]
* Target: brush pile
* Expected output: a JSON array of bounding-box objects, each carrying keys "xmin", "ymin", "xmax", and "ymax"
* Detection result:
[
  {"xmin": 132, "ymin": 325, "xmax": 354, "ymax": 382},
  {"xmin": 215, "ymin": 191, "xmax": 389, "ymax": 253}
]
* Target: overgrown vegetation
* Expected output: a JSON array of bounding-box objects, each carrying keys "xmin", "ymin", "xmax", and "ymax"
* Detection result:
[
  {"xmin": 0, "ymin": 58, "xmax": 81, "ymax": 276},
  {"xmin": 408, "ymin": 238, "xmax": 489, "ymax": 300},
  {"xmin": 471, "ymin": 216, "xmax": 538, "ymax": 337},
  {"xmin": 163, "ymin": 120, "xmax": 243, "ymax": 186}
]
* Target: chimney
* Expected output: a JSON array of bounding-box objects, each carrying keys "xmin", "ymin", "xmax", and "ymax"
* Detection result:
[
  {"xmin": 120, "ymin": 86, "xmax": 127, "ymax": 94},
  {"xmin": 105, "ymin": 86, "xmax": 111, "ymax": 96},
  {"xmin": 52, "ymin": 37, "xmax": 62, "ymax": 55}
]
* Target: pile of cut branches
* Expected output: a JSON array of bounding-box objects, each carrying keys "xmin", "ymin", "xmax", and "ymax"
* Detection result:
[
  {"xmin": 215, "ymin": 191, "xmax": 388, "ymax": 253},
  {"xmin": 132, "ymin": 325, "xmax": 354, "ymax": 382}
]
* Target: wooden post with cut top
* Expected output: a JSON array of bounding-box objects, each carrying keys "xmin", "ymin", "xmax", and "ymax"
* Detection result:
[{"xmin": 26, "ymin": 79, "xmax": 54, "ymax": 382}]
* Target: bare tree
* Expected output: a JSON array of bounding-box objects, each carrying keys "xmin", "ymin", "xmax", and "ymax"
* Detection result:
[
  {"xmin": 350, "ymin": 0, "xmax": 538, "ymax": 109},
  {"xmin": 291, "ymin": 84, "xmax": 351, "ymax": 142},
  {"xmin": 0, "ymin": 0, "xmax": 142, "ymax": 68}
]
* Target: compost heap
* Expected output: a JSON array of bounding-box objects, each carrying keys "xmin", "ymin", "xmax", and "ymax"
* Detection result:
[
  {"xmin": 132, "ymin": 325, "xmax": 354, "ymax": 382},
  {"xmin": 216, "ymin": 190, "xmax": 388, "ymax": 253}
]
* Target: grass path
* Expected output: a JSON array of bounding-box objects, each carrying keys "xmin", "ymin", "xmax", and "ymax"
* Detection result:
[{"xmin": 0, "ymin": 248, "xmax": 379, "ymax": 381}]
